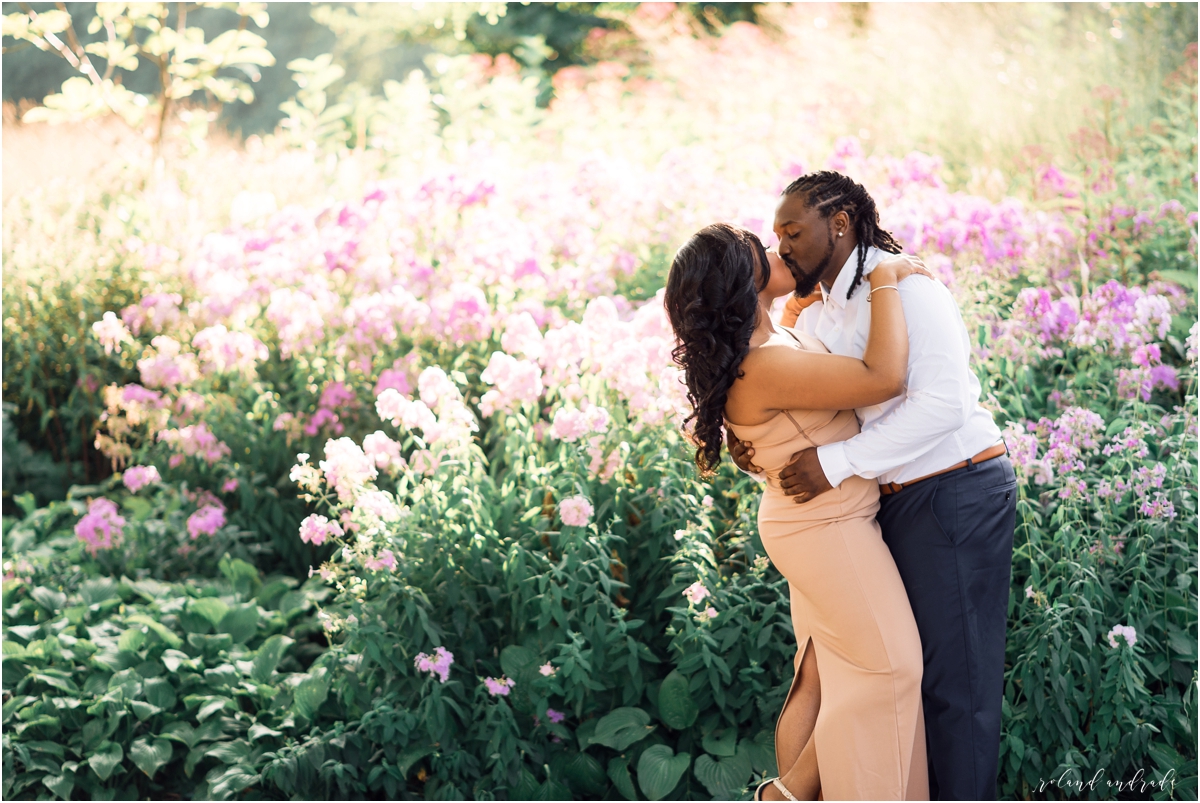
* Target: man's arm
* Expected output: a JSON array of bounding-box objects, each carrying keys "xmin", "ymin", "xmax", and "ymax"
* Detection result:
[{"xmin": 814, "ymin": 277, "xmax": 976, "ymax": 487}]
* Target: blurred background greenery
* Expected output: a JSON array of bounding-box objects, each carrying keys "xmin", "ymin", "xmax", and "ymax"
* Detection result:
[{"xmin": 3, "ymin": 2, "xmax": 1195, "ymax": 169}]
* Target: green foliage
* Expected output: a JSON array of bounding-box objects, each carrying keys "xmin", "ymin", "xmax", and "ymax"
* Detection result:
[
  {"xmin": 3, "ymin": 2, "xmax": 274, "ymax": 143},
  {"xmin": 0, "ymin": 550, "xmax": 327, "ymax": 800}
]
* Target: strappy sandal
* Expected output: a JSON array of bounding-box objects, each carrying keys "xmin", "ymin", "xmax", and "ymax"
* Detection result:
[{"xmin": 753, "ymin": 777, "xmax": 799, "ymax": 801}]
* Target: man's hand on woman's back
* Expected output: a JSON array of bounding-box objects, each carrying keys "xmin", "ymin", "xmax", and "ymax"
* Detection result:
[{"xmin": 726, "ymin": 428, "xmax": 763, "ymax": 474}]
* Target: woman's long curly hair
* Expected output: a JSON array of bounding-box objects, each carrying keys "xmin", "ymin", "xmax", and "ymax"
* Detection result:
[{"xmin": 664, "ymin": 223, "xmax": 769, "ymax": 477}]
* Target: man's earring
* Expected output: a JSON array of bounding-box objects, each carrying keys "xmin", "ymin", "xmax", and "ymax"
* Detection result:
[{"xmin": 837, "ymin": 232, "xmax": 843, "ymax": 237}]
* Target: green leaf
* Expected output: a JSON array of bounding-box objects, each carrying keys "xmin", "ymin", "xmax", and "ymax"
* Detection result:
[
  {"xmin": 197, "ymin": 697, "xmax": 232, "ymax": 722},
  {"xmin": 216, "ymin": 604, "xmax": 259, "ymax": 644},
  {"xmin": 88, "ymin": 741, "xmax": 124, "ymax": 781},
  {"xmin": 741, "ymin": 730, "xmax": 777, "ymax": 775},
  {"xmin": 292, "ymin": 670, "xmax": 329, "ymax": 719},
  {"xmin": 30, "ymin": 586, "xmax": 66, "ymax": 613},
  {"xmin": 144, "ymin": 677, "xmax": 177, "ymax": 709},
  {"xmin": 590, "ymin": 707, "xmax": 655, "ymax": 751},
  {"xmin": 130, "ymin": 700, "xmax": 163, "ymax": 721},
  {"xmin": 208, "ymin": 764, "xmax": 259, "ymax": 799},
  {"xmin": 79, "ymin": 577, "xmax": 118, "ymax": 606},
  {"xmin": 42, "ymin": 772, "xmax": 74, "ymax": 800},
  {"xmin": 656, "ymin": 670, "xmax": 698, "ymax": 730},
  {"xmin": 247, "ymin": 723, "xmax": 281, "ymax": 741},
  {"xmin": 251, "ymin": 634, "xmax": 291, "ymax": 683},
  {"xmin": 693, "ymin": 746, "xmax": 753, "ymax": 798},
  {"xmin": 161, "ymin": 721, "xmax": 197, "ymax": 749},
  {"xmin": 608, "ymin": 755, "xmax": 638, "ymax": 800},
  {"xmin": 190, "ymin": 597, "xmax": 229, "ymax": 628},
  {"xmin": 396, "ymin": 743, "xmax": 434, "ymax": 778},
  {"xmin": 500, "ymin": 644, "xmax": 536, "ymax": 678},
  {"xmin": 218, "ymin": 556, "xmax": 261, "ymax": 600},
  {"xmin": 701, "ymin": 727, "xmax": 737, "ymax": 757},
  {"xmin": 636, "ymin": 745, "xmax": 690, "ymax": 801},
  {"xmin": 129, "ymin": 737, "xmax": 172, "ymax": 778},
  {"xmin": 563, "ymin": 751, "xmax": 608, "ymax": 795},
  {"xmin": 126, "ymin": 614, "xmax": 183, "ymax": 649},
  {"xmin": 161, "ymin": 649, "xmax": 195, "ymax": 673},
  {"xmin": 118, "ymin": 627, "xmax": 147, "ymax": 653}
]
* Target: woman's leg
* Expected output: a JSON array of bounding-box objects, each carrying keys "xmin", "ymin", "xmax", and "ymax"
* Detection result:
[{"xmin": 761, "ymin": 639, "xmax": 821, "ymax": 800}]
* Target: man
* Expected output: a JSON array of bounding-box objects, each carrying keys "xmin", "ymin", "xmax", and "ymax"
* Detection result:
[{"xmin": 727, "ymin": 170, "xmax": 1017, "ymax": 800}]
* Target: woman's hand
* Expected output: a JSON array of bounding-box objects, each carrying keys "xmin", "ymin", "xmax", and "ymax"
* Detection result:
[{"xmin": 875, "ymin": 253, "xmax": 935, "ymax": 284}]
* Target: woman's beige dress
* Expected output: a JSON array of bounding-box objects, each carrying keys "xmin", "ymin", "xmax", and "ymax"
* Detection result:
[{"xmin": 726, "ymin": 328, "xmax": 928, "ymax": 801}]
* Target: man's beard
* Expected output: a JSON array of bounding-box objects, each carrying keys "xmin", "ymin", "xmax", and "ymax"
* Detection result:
[{"xmin": 785, "ymin": 228, "xmax": 836, "ymax": 298}]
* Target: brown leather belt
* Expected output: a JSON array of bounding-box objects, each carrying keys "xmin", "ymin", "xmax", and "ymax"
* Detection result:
[{"xmin": 878, "ymin": 443, "xmax": 1008, "ymax": 496}]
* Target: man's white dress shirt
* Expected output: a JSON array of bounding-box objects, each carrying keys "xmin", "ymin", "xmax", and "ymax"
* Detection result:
[{"xmin": 792, "ymin": 245, "xmax": 1004, "ymax": 487}]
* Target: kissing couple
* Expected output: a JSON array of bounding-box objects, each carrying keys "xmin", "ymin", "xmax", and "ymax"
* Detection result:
[{"xmin": 663, "ymin": 171, "xmax": 1017, "ymax": 801}]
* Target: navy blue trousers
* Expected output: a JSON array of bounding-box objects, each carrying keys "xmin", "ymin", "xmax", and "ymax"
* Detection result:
[{"xmin": 876, "ymin": 454, "xmax": 1017, "ymax": 801}]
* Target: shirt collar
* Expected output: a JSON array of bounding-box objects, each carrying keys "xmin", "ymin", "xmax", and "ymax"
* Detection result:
[{"xmin": 823, "ymin": 245, "xmax": 884, "ymax": 309}]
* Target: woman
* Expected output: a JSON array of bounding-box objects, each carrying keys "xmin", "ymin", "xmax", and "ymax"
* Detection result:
[{"xmin": 663, "ymin": 223, "xmax": 930, "ymax": 801}]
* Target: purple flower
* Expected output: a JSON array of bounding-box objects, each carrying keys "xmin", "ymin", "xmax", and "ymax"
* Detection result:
[
  {"xmin": 546, "ymin": 708, "xmax": 565, "ymax": 724},
  {"xmin": 187, "ymin": 504, "xmax": 226, "ymax": 539},
  {"xmin": 415, "ymin": 646, "xmax": 454, "ymax": 683},
  {"xmin": 484, "ymin": 676, "xmax": 515, "ymax": 696}
]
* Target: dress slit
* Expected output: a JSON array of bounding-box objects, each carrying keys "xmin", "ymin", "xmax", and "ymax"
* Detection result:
[{"xmin": 774, "ymin": 635, "xmax": 821, "ymax": 798}]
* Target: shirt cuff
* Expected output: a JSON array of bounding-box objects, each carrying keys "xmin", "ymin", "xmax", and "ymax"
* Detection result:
[{"xmin": 816, "ymin": 442, "xmax": 855, "ymax": 488}]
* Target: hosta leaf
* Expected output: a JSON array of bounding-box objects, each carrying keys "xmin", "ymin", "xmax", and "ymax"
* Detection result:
[
  {"xmin": 42, "ymin": 772, "xmax": 74, "ymax": 800},
  {"xmin": 129, "ymin": 737, "xmax": 172, "ymax": 778},
  {"xmin": 563, "ymin": 751, "xmax": 608, "ymax": 794},
  {"xmin": 247, "ymin": 722, "xmax": 281, "ymax": 741},
  {"xmin": 292, "ymin": 670, "xmax": 329, "ymax": 719},
  {"xmin": 590, "ymin": 707, "xmax": 655, "ymax": 751},
  {"xmin": 125, "ymin": 614, "xmax": 183, "ymax": 648},
  {"xmin": 208, "ymin": 763, "xmax": 259, "ymax": 799},
  {"xmin": 701, "ymin": 727, "xmax": 737, "ymax": 757},
  {"xmin": 31, "ymin": 587, "xmax": 66, "ymax": 613},
  {"xmin": 130, "ymin": 700, "xmax": 163, "ymax": 721},
  {"xmin": 656, "ymin": 670, "xmax": 698, "ymax": 730},
  {"xmin": 144, "ymin": 677, "xmax": 177, "ymax": 709},
  {"xmin": 216, "ymin": 604, "xmax": 259, "ymax": 644},
  {"xmin": 88, "ymin": 741, "xmax": 124, "ymax": 781},
  {"xmin": 190, "ymin": 598, "xmax": 229, "ymax": 628},
  {"xmin": 693, "ymin": 747, "xmax": 752, "ymax": 798},
  {"xmin": 607, "ymin": 755, "xmax": 637, "ymax": 800},
  {"xmin": 741, "ymin": 730, "xmax": 777, "ymax": 775},
  {"xmin": 161, "ymin": 721, "xmax": 197, "ymax": 749},
  {"xmin": 251, "ymin": 634, "xmax": 291, "ymax": 683},
  {"xmin": 117, "ymin": 628, "xmax": 146, "ymax": 653},
  {"xmin": 636, "ymin": 745, "xmax": 690, "ymax": 801}
]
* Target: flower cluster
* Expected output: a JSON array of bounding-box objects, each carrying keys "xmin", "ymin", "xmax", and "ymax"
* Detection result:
[
  {"xmin": 483, "ymin": 676, "xmax": 516, "ymax": 697},
  {"xmin": 558, "ymin": 495, "xmax": 594, "ymax": 527},
  {"xmin": 75, "ymin": 498, "xmax": 126, "ymax": 555},
  {"xmin": 1106, "ymin": 624, "xmax": 1138, "ymax": 649},
  {"xmin": 122, "ymin": 465, "xmax": 161, "ymax": 492},
  {"xmin": 415, "ymin": 646, "xmax": 455, "ymax": 683}
]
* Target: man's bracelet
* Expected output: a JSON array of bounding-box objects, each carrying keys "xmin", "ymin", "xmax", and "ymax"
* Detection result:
[{"xmin": 867, "ymin": 285, "xmax": 899, "ymax": 303}]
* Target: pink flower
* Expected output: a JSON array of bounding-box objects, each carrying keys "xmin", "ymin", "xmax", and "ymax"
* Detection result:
[
  {"xmin": 374, "ymin": 367, "xmax": 411, "ymax": 397},
  {"xmin": 187, "ymin": 504, "xmax": 226, "ymax": 539},
  {"xmin": 1025, "ymin": 585, "xmax": 1035, "ymax": 599},
  {"xmin": 362, "ymin": 431, "xmax": 405, "ymax": 472},
  {"xmin": 75, "ymin": 497, "xmax": 126, "ymax": 555},
  {"xmin": 704, "ymin": 606, "xmax": 718, "ymax": 619},
  {"xmin": 558, "ymin": 495, "xmax": 593, "ymax": 527},
  {"xmin": 299, "ymin": 514, "xmax": 343, "ymax": 546},
  {"xmin": 701, "ymin": 495, "xmax": 714, "ymax": 507},
  {"xmin": 1106, "ymin": 624, "xmax": 1138, "ymax": 648},
  {"xmin": 318, "ymin": 438, "xmax": 378, "ymax": 502},
  {"xmin": 222, "ymin": 478, "xmax": 239, "ymax": 493},
  {"xmin": 1139, "ymin": 492, "xmax": 1176, "ymax": 520},
  {"xmin": 483, "ymin": 676, "xmax": 515, "ymax": 697},
  {"xmin": 415, "ymin": 646, "xmax": 454, "ymax": 682},
  {"xmin": 137, "ymin": 336, "xmax": 200, "ymax": 389},
  {"xmin": 157, "ymin": 423, "xmax": 232, "ymax": 465},
  {"xmin": 539, "ymin": 663, "xmax": 556, "ymax": 677},
  {"xmin": 364, "ymin": 549, "xmax": 397, "ymax": 571},
  {"xmin": 122, "ymin": 465, "xmax": 161, "ymax": 493},
  {"xmin": 192, "ymin": 325, "xmax": 268, "ymax": 376},
  {"xmin": 479, "ymin": 352, "xmax": 543, "ymax": 417},
  {"xmin": 550, "ymin": 408, "xmax": 591, "ymax": 442},
  {"xmin": 546, "ymin": 708, "xmax": 565, "ymax": 724},
  {"xmin": 683, "ymin": 581, "xmax": 710, "ymax": 605}
]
